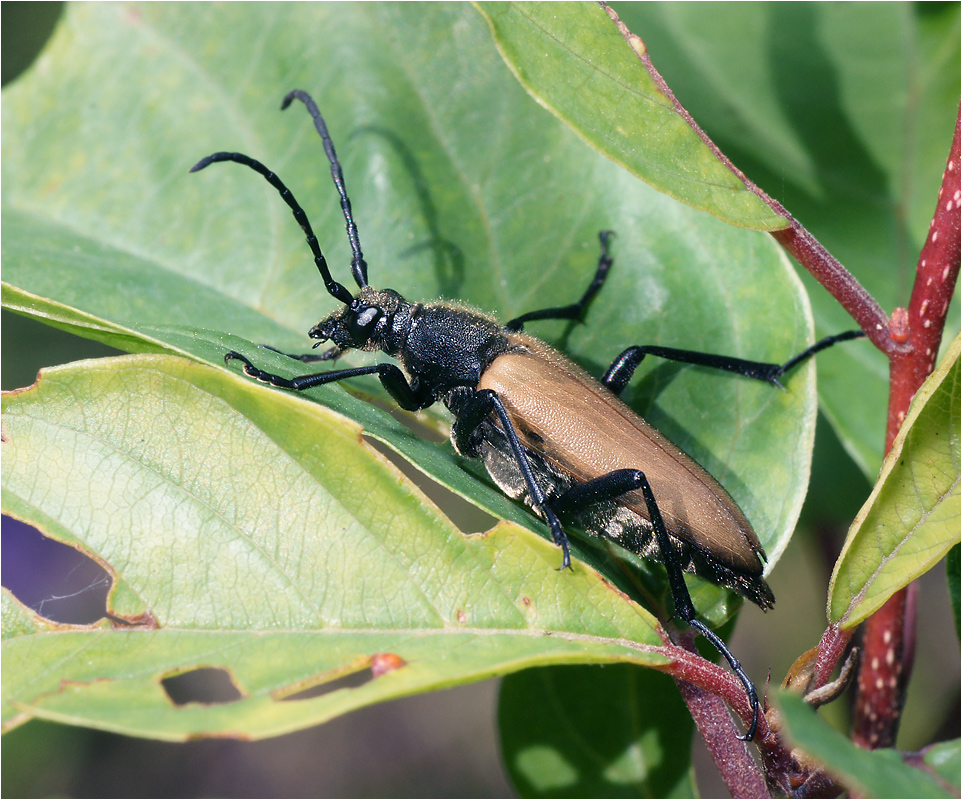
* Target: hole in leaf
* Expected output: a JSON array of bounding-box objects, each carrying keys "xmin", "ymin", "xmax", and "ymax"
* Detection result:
[
  {"xmin": 161, "ymin": 667, "xmax": 244, "ymax": 706},
  {"xmin": 363, "ymin": 436, "xmax": 498, "ymax": 534},
  {"xmin": 1, "ymin": 515, "xmax": 111, "ymax": 624},
  {"xmin": 278, "ymin": 668, "xmax": 375, "ymax": 702},
  {"xmin": 369, "ymin": 398, "xmax": 448, "ymax": 445}
]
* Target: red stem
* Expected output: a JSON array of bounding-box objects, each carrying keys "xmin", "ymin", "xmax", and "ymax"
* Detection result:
[
  {"xmin": 657, "ymin": 635, "xmax": 769, "ymax": 797},
  {"xmin": 852, "ymin": 107, "xmax": 960, "ymax": 750},
  {"xmin": 660, "ymin": 636, "xmax": 840, "ymax": 796},
  {"xmin": 675, "ymin": 676, "xmax": 771, "ymax": 798},
  {"xmin": 813, "ymin": 623, "xmax": 853, "ymax": 688},
  {"xmin": 887, "ymin": 108, "xmax": 962, "ymax": 449}
]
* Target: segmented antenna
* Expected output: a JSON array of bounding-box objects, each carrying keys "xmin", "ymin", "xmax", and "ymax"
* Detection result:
[
  {"xmin": 190, "ymin": 152, "xmax": 354, "ymax": 305},
  {"xmin": 282, "ymin": 90, "xmax": 369, "ymax": 289}
]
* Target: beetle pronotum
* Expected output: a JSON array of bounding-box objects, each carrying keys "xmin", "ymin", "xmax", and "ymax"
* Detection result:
[{"xmin": 191, "ymin": 90, "xmax": 863, "ymax": 740}]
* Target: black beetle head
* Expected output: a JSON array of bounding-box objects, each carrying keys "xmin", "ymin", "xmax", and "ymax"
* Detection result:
[{"xmin": 309, "ymin": 287, "xmax": 411, "ymax": 356}]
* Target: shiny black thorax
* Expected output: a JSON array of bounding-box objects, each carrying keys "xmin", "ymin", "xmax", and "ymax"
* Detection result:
[
  {"xmin": 402, "ymin": 302, "xmax": 511, "ymax": 400},
  {"xmin": 311, "ymin": 285, "xmax": 513, "ymax": 407}
]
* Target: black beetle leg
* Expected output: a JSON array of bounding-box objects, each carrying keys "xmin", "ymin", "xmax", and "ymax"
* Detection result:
[
  {"xmin": 260, "ymin": 344, "xmax": 342, "ymax": 363},
  {"xmin": 505, "ymin": 231, "xmax": 614, "ymax": 331},
  {"xmin": 632, "ymin": 471, "xmax": 760, "ymax": 741},
  {"xmin": 601, "ymin": 330, "xmax": 866, "ymax": 395},
  {"xmin": 550, "ymin": 469, "xmax": 645, "ymax": 516},
  {"xmin": 224, "ymin": 351, "xmax": 433, "ymax": 411},
  {"xmin": 462, "ymin": 389, "xmax": 572, "ymax": 569},
  {"xmin": 552, "ymin": 467, "xmax": 760, "ymax": 740}
]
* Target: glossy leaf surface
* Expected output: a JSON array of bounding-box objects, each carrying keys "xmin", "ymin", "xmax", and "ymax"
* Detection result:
[{"xmin": 476, "ymin": 2, "xmax": 785, "ymax": 230}]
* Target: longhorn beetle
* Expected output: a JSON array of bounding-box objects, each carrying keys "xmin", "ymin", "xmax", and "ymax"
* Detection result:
[{"xmin": 191, "ymin": 90, "xmax": 865, "ymax": 741}]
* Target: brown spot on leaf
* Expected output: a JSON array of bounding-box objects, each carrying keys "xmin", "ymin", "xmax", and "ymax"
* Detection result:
[{"xmin": 370, "ymin": 652, "xmax": 406, "ymax": 677}]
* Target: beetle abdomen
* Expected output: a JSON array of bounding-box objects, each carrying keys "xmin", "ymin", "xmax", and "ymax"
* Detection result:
[{"xmin": 477, "ymin": 337, "xmax": 774, "ymax": 609}]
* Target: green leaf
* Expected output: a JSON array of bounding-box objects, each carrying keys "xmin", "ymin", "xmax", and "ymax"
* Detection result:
[
  {"xmin": 2, "ymin": 355, "xmax": 671, "ymax": 739},
  {"xmin": 498, "ymin": 665, "xmax": 695, "ymax": 798},
  {"xmin": 775, "ymin": 690, "xmax": 958, "ymax": 798},
  {"xmin": 475, "ymin": 2, "xmax": 785, "ymax": 231},
  {"xmin": 829, "ymin": 336, "xmax": 961, "ymax": 627},
  {"xmin": 605, "ymin": 3, "xmax": 960, "ymax": 477},
  {"xmin": 918, "ymin": 739, "xmax": 962, "ymax": 793}
]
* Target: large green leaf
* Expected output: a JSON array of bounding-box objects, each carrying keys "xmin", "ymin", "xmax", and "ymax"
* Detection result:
[
  {"xmin": 604, "ymin": 3, "xmax": 960, "ymax": 477},
  {"xmin": 1, "ymin": 355, "xmax": 671, "ymax": 739},
  {"xmin": 4, "ymin": 3, "xmax": 817, "ymax": 738},
  {"xmin": 475, "ymin": 2, "xmax": 785, "ymax": 231},
  {"xmin": 498, "ymin": 665, "xmax": 695, "ymax": 798},
  {"xmin": 829, "ymin": 336, "xmax": 961, "ymax": 628}
]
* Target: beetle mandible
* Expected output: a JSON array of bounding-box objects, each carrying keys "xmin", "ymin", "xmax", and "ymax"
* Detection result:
[{"xmin": 191, "ymin": 90, "xmax": 864, "ymax": 741}]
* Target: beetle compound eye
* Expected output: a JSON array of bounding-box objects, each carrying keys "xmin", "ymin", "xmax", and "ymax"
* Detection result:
[
  {"xmin": 349, "ymin": 306, "xmax": 382, "ymax": 338},
  {"xmin": 356, "ymin": 307, "xmax": 380, "ymax": 329}
]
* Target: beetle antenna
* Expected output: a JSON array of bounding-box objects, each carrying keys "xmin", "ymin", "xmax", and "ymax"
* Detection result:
[
  {"xmin": 190, "ymin": 152, "xmax": 355, "ymax": 306},
  {"xmin": 282, "ymin": 90, "xmax": 369, "ymax": 290}
]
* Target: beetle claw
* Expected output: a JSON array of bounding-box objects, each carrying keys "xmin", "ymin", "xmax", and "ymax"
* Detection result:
[{"xmin": 225, "ymin": 351, "xmax": 253, "ymax": 371}]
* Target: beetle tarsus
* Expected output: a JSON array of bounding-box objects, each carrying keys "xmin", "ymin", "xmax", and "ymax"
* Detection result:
[
  {"xmin": 556, "ymin": 536, "xmax": 572, "ymax": 571},
  {"xmin": 774, "ymin": 329, "xmax": 866, "ymax": 377},
  {"xmin": 226, "ymin": 351, "xmax": 296, "ymax": 388},
  {"xmin": 690, "ymin": 618, "xmax": 761, "ymax": 741},
  {"xmin": 544, "ymin": 508, "xmax": 572, "ymax": 570}
]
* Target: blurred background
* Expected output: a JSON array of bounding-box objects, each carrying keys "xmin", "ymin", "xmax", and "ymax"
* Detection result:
[{"xmin": 3, "ymin": 3, "xmax": 958, "ymax": 797}]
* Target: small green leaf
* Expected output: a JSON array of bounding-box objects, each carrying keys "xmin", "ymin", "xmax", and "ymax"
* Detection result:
[
  {"xmin": 2, "ymin": 355, "xmax": 670, "ymax": 739},
  {"xmin": 499, "ymin": 665, "xmax": 695, "ymax": 798},
  {"xmin": 776, "ymin": 690, "xmax": 957, "ymax": 798},
  {"xmin": 829, "ymin": 336, "xmax": 961, "ymax": 627},
  {"xmin": 476, "ymin": 2, "xmax": 785, "ymax": 231},
  {"xmin": 919, "ymin": 739, "xmax": 962, "ymax": 793}
]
